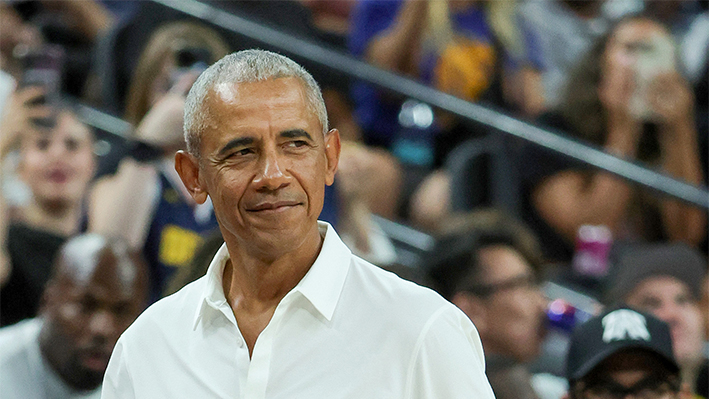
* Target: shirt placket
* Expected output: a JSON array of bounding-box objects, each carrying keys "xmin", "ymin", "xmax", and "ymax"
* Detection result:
[
  {"xmin": 242, "ymin": 293, "xmax": 295, "ymax": 399},
  {"xmin": 210, "ymin": 299, "xmax": 252, "ymax": 398}
]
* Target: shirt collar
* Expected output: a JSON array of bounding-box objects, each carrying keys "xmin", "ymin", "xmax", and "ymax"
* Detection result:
[
  {"xmin": 193, "ymin": 221, "xmax": 352, "ymax": 328},
  {"xmin": 292, "ymin": 221, "xmax": 351, "ymax": 321},
  {"xmin": 193, "ymin": 243, "xmax": 232, "ymax": 330}
]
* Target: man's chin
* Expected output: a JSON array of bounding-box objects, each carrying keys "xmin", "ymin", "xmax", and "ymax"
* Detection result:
[{"xmin": 68, "ymin": 371, "xmax": 104, "ymax": 392}]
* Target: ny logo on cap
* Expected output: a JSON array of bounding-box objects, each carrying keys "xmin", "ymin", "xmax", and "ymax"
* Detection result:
[{"xmin": 601, "ymin": 309, "xmax": 651, "ymax": 343}]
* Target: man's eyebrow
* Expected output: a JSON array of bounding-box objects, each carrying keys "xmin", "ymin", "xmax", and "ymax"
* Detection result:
[
  {"xmin": 280, "ymin": 129, "xmax": 313, "ymax": 141},
  {"xmin": 217, "ymin": 137, "xmax": 254, "ymax": 157}
]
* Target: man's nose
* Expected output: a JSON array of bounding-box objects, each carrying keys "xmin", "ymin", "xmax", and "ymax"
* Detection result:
[
  {"xmin": 87, "ymin": 309, "xmax": 117, "ymax": 339},
  {"xmin": 253, "ymin": 149, "xmax": 289, "ymax": 190}
]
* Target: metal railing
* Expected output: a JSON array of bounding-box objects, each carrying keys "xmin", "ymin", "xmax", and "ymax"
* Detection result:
[{"xmin": 151, "ymin": 0, "xmax": 708, "ymax": 210}]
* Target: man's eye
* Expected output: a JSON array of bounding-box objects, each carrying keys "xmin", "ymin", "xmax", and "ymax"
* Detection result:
[
  {"xmin": 675, "ymin": 293, "xmax": 691, "ymax": 306},
  {"xmin": 287, "ymin": 140, "xmax": 308, "ymax": 148},
  {"xmin": 230, "ymin": 148, "xmax": 253, "ymax": 157}
]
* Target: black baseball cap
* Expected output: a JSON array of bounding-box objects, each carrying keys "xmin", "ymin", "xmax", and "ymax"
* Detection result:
[{"xmin": 566, "ymin": 306, "xmax": 679, "ymax": 382}]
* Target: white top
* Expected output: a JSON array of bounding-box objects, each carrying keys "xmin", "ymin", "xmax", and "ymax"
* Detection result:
[
  {"xmin": 0, "ymin": 319, "xmax": 102, "ymax": 399},
  {"xmin": 101, "ymin": 222, "xmax": 494, "ymax": 399}
]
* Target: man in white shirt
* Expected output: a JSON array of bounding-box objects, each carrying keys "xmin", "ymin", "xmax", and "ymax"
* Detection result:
[
  {"xmin": 0, "ymin": 234, "xmax": 148, "ymax": 399},
  {"xmin": 101, "ymin": 49, "xmax": 495, "ymax": 398}
]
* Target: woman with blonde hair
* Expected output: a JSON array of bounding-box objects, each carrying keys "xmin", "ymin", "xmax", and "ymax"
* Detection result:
[
  {"xmin": 123, "ymin": 21, "xmax": 230, "ymax": 125},
  {"xmin": 90, "ymin": 21, "xmax": 229, "ymax": 302}
]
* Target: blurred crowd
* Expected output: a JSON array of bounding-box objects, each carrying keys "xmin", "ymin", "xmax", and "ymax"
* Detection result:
[{"xmin": 0, "ymin": 1, "xmax": 707, "ymax": 398}]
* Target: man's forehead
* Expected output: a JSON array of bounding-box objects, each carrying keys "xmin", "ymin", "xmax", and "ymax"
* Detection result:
[
  {"xmin": 634, "ymin": 275, "xmax": 692, "ymax": 294},
  {"xmin": 212, "ymin": 77, "xmax": 306, "ymax": 103},
  {"xmin": 201, "ymin": 78, "xmax": 321, "ymax": 139},
  {"xmin": 213, "ymin": 81, "xmax": 240, "ymax": 104},
  {"xmin": 58, "ymin": 239, "xmax": 139, "ymax": 285},
  {"xmin": 57, "ymin": 255, "xmax": 143, "ymax": 302},
  {"xmin": 478, "ymin": 245, "xmax": 531, "ymax": 275}
]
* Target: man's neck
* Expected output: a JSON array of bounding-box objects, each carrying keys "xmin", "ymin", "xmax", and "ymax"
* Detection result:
[{"xmin": 221, "ymin": 224, "xmax": 324, "ymax": 356}]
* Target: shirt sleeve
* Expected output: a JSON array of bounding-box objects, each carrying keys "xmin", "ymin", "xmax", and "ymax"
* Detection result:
[
  {"xmin": 405, "ymin": 305, "xmax": 496, "ymax": 399},
  {"xmin": 101, "ymin": 338, "xmax": 136, "ymax": 399}
]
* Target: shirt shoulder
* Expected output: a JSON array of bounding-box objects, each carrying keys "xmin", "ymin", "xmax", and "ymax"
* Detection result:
[
  {"xmin": 120, "ymin": 276, "xmax": 206, "ymax": 343},
  {"xmin": 0, "ymin": 319, "xmax": 42, "ymax": 399},
  {"xmin": 345, "ymin": 256, "xmax": 456, "ymax": 328},
  {"xmin": 0, "ymin": 319, "xmax": 40, "ymax": 360}
]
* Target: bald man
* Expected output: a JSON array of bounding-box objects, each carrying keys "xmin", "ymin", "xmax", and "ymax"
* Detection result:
[{"xmin": 0, "ymin": 234, "xmax": 148, "ymax": 399}]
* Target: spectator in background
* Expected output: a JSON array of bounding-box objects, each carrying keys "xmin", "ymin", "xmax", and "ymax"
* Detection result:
[
  {"xmin": 428, "ymin": 209, "xmax": 548, "ymax": 399},
  {"xmin": 605, "ymin": 243, "xmax": 707, "ymax": 395},
  {"xmin": 121, "ymin": 22, "xmax": 230, "ymax": 127},
  {"xmin": 701, "ymin": 275, "xmax": 709, "ymax": 399},
  {"xmin": 517, "ymin": 0, "xmax": 636, "ymax": 111},
  {"xmin": 1, "ymin": 102, "xmax": 96, "ymax": 327},
  {"xmin": 90, "ymin": 21, "xmax": 229, "ymax": 302},
  {"xmin": 7, "ymin": 0, "xmax": 114, "ymax": 98},
  {"xmin": 349, "ymin": 0, "xmax": 540, "ymax": 229},
  {"xmin": 350, "ymin": 0, "xmax": 532, "ymax": 150},
  {"xmin": 0, "ymin": 3, "xmax": 43, "ymax": 80},
  {"xmin": 0, "ymin": 234, "xmax": 148, "ymax": 399},
  {"xmin": 520, "ymin": 15, "xmax": 706, "ymax": 262},
  {"xmin": 564, "ymin": 307, "xmax": 683, "ymax": 399}
]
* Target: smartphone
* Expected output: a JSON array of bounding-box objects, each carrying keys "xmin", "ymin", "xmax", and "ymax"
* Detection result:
[
  {"xmin": 170, "ymin": 47, "xmax": 211, "ymax": 87},
  {"xmin": 18, "ymin": 45, "xmax": 65, "ymax": 102},
  {"xmin": 629, "ymin": 34, "xmax": 676, "ymax": 121},
  {"xmin": 17, "ymin": 45, "xmax": 65, "ymax": 127}
]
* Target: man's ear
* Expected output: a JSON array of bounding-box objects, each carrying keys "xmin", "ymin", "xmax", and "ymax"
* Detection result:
[
  {"xmin": 452, "ymin": 291, "xmax": 488, "ymax": 333},
  {"xmin": 175, "ymin": 150, "xmax": 208, "ymax": 204},
  {"xmin": 324, "ymin": 128, "xmax": 341, "ymax": 186}
]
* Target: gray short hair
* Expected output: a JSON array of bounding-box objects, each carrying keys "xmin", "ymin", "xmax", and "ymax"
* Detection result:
[{"xmin": 183, "ymin": 49, "xmax": 328, "ymax": 157}]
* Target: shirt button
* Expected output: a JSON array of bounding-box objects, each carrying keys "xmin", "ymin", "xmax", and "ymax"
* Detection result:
[{"xmin": 237, "ymin": 338, "xmax": 244, "ymax": 348}]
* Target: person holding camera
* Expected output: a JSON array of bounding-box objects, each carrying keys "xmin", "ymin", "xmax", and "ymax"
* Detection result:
[
  {"xmin": 518, "ymin": 14, "xmax": 706, "ymax": 262},
  {"xmin": 0, "ymin": 87, "xmax": 97, "ymax": 326},
  {"xmin": 89, "ymin": 22, "xmax": 229, "ymax": 302}
]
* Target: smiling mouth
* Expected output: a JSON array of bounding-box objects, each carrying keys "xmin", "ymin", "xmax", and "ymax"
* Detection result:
[{"xmin": 247, "ymin": 201, "xmax": 302, "ymax": 212}]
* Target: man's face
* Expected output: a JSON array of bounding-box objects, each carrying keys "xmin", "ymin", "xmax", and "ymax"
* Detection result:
[
  {"xmin": 180, "ymin": 77, "xmax": 339, "ymax": 260},
  {"xmin": 40, "ymin": 249, "xmax": 147, "ymax": 390},
  {"xmin": 625, "ymin": 276, "xmax": 704, "ymax": 368},
  {"xmin": 573, "ymin": 350, "xmax": 680, "ymax": 399},
  {"xmin": 476, "ymin": 245, "xmax": 548, "ymax": 363}
]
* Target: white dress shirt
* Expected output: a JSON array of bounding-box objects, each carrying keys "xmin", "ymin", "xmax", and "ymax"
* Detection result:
[{"xmin": 102, "ymin": 222, "xmax": 494, "ymax": 399}]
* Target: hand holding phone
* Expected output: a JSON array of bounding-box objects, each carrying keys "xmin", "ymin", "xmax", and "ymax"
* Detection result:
[
  {"xmin": 0, "ymin": 86, "xmax": 53, "ymax": 155},
  {"xmin": 169, "ymin": 47, "xmax": 210, "ymax": 94},
  {"xmin": 16, "ymin": 45, "xmax": 65, "ymax": 127},
  {"xmin": 629, "ymin": 34, "xmax": 676, "ymax": 121}
]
